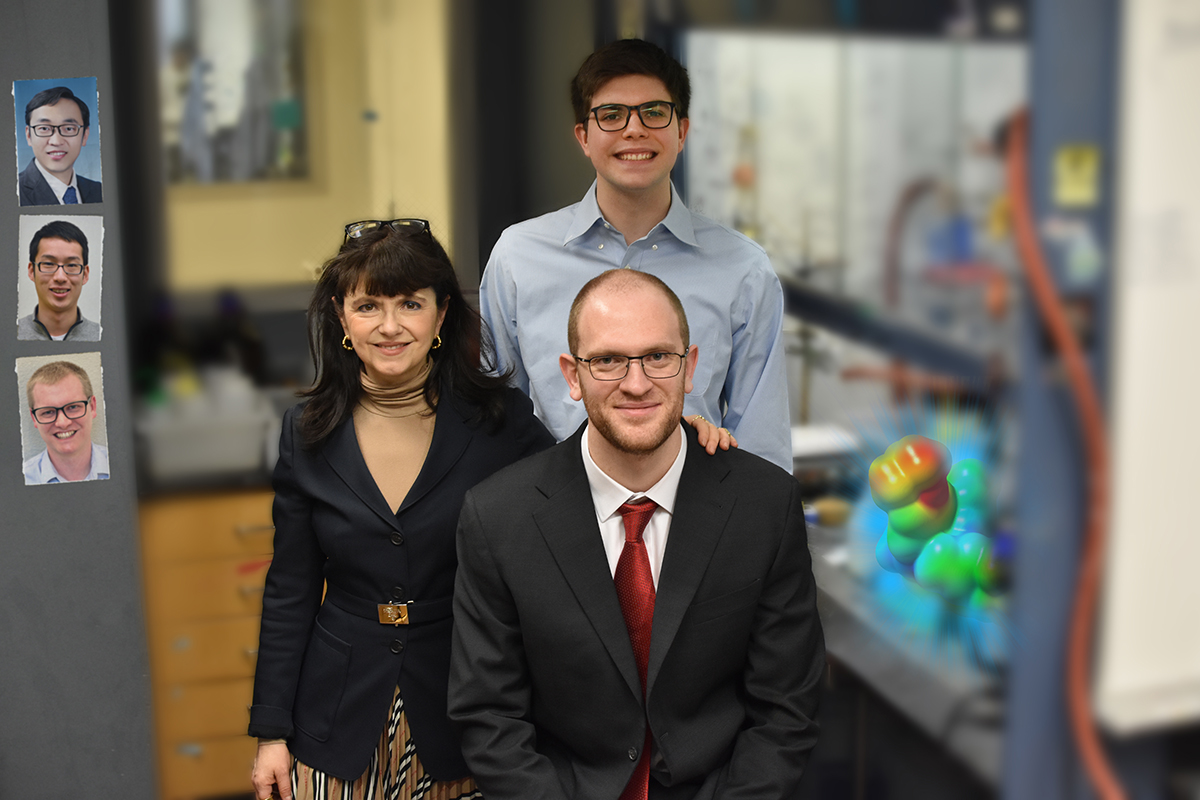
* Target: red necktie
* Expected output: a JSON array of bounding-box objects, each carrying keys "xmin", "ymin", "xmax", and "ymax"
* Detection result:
[{"xmin": 615, "ymin": 499, "xmax": 657, "ymax": 800}]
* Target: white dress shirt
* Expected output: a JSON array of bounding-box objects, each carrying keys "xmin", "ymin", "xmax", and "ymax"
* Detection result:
[
  {"xmin": 33, "ymin": 158, "xmax": 81, "ymax": 204},
  {"xmin": 580, "ymin": 425, "xmax": 687, "ymax": 588}
]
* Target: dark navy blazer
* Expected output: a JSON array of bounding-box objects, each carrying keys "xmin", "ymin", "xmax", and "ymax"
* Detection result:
[
  {"xmin": 19, "ymin": 158, "xmax": 103, "ymax": 206},
  {"xmin": 250, "ymin": 387, "xmax": 553, "ymax": 780}
]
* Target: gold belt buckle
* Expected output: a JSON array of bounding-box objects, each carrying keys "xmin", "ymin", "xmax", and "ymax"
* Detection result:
[{"xmin": 377, "ymin": 602, "xmax": 409, "ymax": 626}]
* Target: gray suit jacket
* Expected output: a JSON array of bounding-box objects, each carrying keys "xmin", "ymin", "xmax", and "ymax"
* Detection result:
[
  {"xmin": 449, "ymin": 423, "xmax": 824, "ymax": 800},
  {"xmin": 19, "ymin": 158, "xmax": 102, "ymax": 206}
]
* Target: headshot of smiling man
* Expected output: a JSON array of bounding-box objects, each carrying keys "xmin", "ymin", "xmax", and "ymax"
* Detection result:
[
  {"xmin": 14, "ymin": 80, "xmax": 103, "ymax": 207},
  {"xmin": 19, "ymin": 355, "xmax": 110, "ymax": 485},
  {"xmin": 479, "ymin": 39, "xmax": 793, "ymax": 472},
  {"xmin": 17, "ymin": 217, "xmax": 103, "ymax": 341}
]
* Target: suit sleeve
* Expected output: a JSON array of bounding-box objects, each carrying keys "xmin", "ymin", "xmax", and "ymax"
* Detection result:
[
  {"xmin": 715, "ymin": 479, "xmax": 825, "ymax": 798},
  {"xmin": 721, "ymin": 259, "xmax": 793, "ymax": 473},
  {"xmin": 448, "ymin": 490, "xmax": 570, "ymax": 800},
  {"xmin": 479, "ymin": 235, "xmax": 532, "ymax": 395},
  {"xmin": 248, "ymin": 406, "xmax": 325, "ymax": 738}
]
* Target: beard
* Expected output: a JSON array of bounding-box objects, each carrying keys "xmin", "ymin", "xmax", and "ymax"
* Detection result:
[{"xmin": 581, "ymin": 384, "xmax": 685, "ymax": 456}]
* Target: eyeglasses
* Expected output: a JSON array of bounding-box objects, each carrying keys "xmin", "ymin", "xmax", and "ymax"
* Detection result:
[
  {"xmin": 31, "ymin": 399, "xmax": 91, "ymax": 424},
  {"xmin": 35, "ymin": 261, "xmax": 85, "ymax": 276},
  {"xmin": 30, "ymin": 123, "xmax": 82, "ymax": 138},
  {"xmin": 344, "ymin": 219, "xmax": 430, "ymax": 243},
  {"xmin": 588, "ymin": 101, "xmax": 677, "ymax": 132},
  {"xmin": 574, "ymin": 351, "xmax": 688, "ymax": 381}
]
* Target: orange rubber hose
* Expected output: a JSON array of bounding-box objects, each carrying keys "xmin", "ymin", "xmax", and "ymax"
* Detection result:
[{"xmin": 1005, "ymin": 108, "xmax": 1126, "ymax": 800}]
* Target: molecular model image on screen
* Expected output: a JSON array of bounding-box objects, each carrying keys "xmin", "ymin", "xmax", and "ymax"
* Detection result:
[{"xmin": 869, "ymin": 435, "xmax": 1010, "ymax": 615}]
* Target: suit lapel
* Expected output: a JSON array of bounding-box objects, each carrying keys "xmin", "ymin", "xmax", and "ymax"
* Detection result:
[
  {"xmin": 21, "ymin": 161, "xmax": 57, "ymax": 206},
  {"xmin": 323, "ymin": 393, "xmax": 475, "ymax": 527},
  {"xmin": 646, "ymin": 433, "xmax": 735, "ymax": 695},
  {"xmin": 399, "ymin": 398, "xmax": 471, "ymax": 513},
  {"xmin": 533, "ymin": 427, "xmax": 644, "ymax": 701},
  {"xmin": 321, "ymin": 415, "xmax": 402, "ymax": 531}
]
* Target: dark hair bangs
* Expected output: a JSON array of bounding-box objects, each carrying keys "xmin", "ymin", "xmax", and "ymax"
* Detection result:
[{"xmin": 333, "ymin": 238, "xmax": 445, "ymax": 303}]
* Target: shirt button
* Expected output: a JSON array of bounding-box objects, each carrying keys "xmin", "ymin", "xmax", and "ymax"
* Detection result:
[
  {"xmin": 651, "ymin": 244, "xmax": 658, "ymax": 251},
  {"xmin": 628, "ymin": 746, "xmax": 638, "ymax": 760},
  {"xmin": 598, "ymin": 243, "xmax": 604, "ymax": 250},
  {"xmin": 391, "ymin": 585, "xmax": 406, "ymax": 600},
  {"xmin": 390, "ymin": 639, "xmax": 405, "ymax": 654},
  {"xmin": 623, "ymin": 264, "xmax": 631, "ymax": 269},
  {"xmin": 390, "ymin": 532, "xmax": 404, "ymax": 546},
  {"xmin": 604, "ymin": 223, "xmax": 611, "ymax": 229}
]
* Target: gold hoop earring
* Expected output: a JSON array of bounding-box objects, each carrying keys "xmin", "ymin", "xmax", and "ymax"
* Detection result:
[
  {"xmin": 342, "ymin": 335, "xmax": 354, "ymax": 351},
  {"xmin": 431, "ymin": 335, "xmax": 442, "ymax": 350}
]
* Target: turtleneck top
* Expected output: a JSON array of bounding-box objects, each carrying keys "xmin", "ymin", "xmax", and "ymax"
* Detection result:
[{"xmin": 353, "ymin": 360, "xmax": 436, "ymax": 514}]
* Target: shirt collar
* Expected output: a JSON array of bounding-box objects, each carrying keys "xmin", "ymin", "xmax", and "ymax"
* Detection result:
[
  {"xmin": 581, "ymin": 423, "xmax": 687, "ymax": 524},
  {"xmin": 564, "ymin": 180, "xmax": 699, "ymax": 248},
  {"xmin": 33, "ymin": 158, "xmax": 80, "ymax": 203},
  {"xmin": 33, "ymin": 443, "xmax": 107, "ymax": 483}
]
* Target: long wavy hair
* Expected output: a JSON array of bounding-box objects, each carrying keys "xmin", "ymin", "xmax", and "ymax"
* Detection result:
[{"xmin": 299, "ymin": 225, "xmax": 510, "ymax": 447}]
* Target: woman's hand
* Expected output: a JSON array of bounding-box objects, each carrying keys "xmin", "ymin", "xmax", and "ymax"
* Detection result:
[
  {"xmin": 251, "ymin": 740, "xmax": 293, "ymax": 800},
  {"xmin": 685, "ymin": 414, "xmax": 738, "ymax": 455}
]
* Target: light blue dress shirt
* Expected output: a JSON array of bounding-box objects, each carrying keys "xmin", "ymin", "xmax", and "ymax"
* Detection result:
[
  {"xmin": 480, "ymin": 181, "xmax": 793, "ymax": 472},
  {"xmin": 23, "ymin": 443, "xmax": 110, "ymax": 484}
]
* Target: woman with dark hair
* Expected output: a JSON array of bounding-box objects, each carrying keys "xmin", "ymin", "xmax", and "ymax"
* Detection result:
[{"xmin": 248, "ymin": 220, "xmax": 554, "ymax": 800}]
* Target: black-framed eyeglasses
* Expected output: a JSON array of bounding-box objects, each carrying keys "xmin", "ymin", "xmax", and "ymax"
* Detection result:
[
  {"xmin": 30, "ymin": 123, "xmax": 83, "ymax": 138},
  {"xmin": 574, "ymin": 351, "xmax": 688, "ymax": 381},
  {"xmin": 344, "ymin": 219, "xmax": 430, "ymax": 243},
  {"xmin": 589, "ymin": 101, "xmax": 677, "ymax": 132},
  {"xmin": 35, "ymin": 261, "xmax": 86, "ymax": 276},
  {"xmin": 31, "ymin": 399, "xmax": 91, "ymax": 424}
]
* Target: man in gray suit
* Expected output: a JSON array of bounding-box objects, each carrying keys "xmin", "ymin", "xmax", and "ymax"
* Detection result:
[
  {"xmin": 450, "ymin": 269, "xmax": 823, "ymax": 799},
  {"xmin": 19, "ymin": 86, "xmax": 102, "ymax": 207}
]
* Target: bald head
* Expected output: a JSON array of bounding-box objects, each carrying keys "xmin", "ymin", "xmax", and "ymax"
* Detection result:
[{"xmin": 567, "ymin": 270, "xmax": 689, "ymax": 354}]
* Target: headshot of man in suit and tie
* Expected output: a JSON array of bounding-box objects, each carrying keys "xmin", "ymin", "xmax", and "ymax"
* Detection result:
[
  {"xmin": 21, "ymin": 357, "xmax": 110, "ymax": 485},
  {"xmin": 450, "ymin": 269, "xmax": 824, "ymax": 799},
  {"xmin": 18, "ymin": 84, "xmax": 103, "ymax": 207},
  {"xmin": 17, "ymin": 219, "xmax": 101, "ymax": 341}
]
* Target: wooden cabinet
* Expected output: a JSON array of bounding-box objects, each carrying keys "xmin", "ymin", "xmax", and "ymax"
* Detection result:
[{"xmin": 141, "ymin": 490, "xmax": 274, "ymax": 800}]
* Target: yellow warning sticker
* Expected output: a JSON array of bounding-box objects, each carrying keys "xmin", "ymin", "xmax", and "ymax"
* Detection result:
[{"xmin": 1054, "ymin": 145, "xmax": 1101, "ymax": 208}]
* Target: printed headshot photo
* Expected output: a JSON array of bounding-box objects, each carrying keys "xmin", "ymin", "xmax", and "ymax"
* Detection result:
[
  {"xmin": 16, "ymin": 352, "xmax": 110, "ymax": 485},
  {"xmin": 13, "ymin": 77, "xmax": 103, "ymax": 207},
  {"xmin": 16, "ymin": 215, "xmax": 103, "ymax": 341}
]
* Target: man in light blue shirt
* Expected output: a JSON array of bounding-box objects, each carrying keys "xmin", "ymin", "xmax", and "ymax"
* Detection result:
[
  {"xmin": 23, "ymin": 361, "xmax": 110, "ymax": 485},
  {"xmin": 480, "ymin": 39, "xmax": 792, "ymax": 471}
]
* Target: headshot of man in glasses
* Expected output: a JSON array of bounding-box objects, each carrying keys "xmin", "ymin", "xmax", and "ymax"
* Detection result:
[
  {"xmin": 23, "ymin": 360, "xmax": 109, "ymax": 485},
  {"xmin": 18, "ymin": 220, "xmax": 101, "ymax": 342},
  {"xmin": 18, "ymin": 85, "xmax": 103, "ymax": 207}
]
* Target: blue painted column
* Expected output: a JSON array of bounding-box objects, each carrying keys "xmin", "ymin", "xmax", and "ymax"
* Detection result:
[{"xmin": 1003, "ymin": 0, "xmax": 1166, "ymax": 798}]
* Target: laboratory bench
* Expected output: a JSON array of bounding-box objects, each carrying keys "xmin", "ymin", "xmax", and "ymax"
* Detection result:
[{"xmin": 807, "ymin": 520, "xmax": 1005, "ymax": 789}]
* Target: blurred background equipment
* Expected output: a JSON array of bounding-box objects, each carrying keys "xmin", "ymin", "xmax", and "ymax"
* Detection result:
[{"xmin": 158, "ymin": 0, "xmax": 308, "ymax": 183}]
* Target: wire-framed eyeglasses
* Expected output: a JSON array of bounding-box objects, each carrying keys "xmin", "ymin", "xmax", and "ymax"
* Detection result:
[
  {"xmin": 344, "ymin": 219, "xmax": 431, "ymax": 243},
  {"xmin": 573, "ymin": 351, "xmax": 688, "ymax": 381},
  {"xmin": 588, "ymin": 101, "xmax": 677, "ymax": 132},
  {"xmin": 31, "ymin": 399, "xmax": 91, "ymax": 424},
  {"xmin": 30, "ymin": 123, "xmax": 83, "ymax": 138},
  {"xmin": 35, "ymin": 261, "xmax": 86, "ymax": 276}
]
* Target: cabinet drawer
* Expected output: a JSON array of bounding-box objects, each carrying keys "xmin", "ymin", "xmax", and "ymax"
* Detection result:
[
  {"xmin": 160, "ymin": 734, "xmax": 257, "ymax": 800},
  {"xmin": 141, "ymin": 490, "xmax": 275, "ymax": 563},
  {"xmin": 157, "ymin": 677, "xmax": 253, "ymax": 741},
  {"xmin": 146, "ymin": 556, "xmax": 272, "ymax": 623},
  {"xmin": 153, "ymin": 616, "xmax": 261, "ymax": 683}
]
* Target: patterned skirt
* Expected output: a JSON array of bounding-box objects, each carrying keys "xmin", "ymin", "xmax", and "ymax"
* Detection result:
[{"xmin": 291, "ymin": 686, "xmax": 482, "ymax": 800}]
